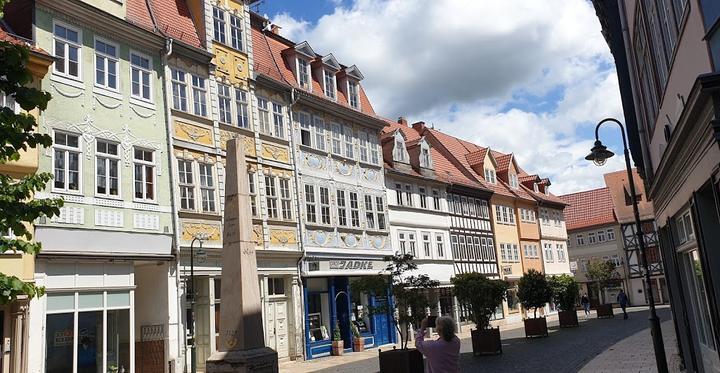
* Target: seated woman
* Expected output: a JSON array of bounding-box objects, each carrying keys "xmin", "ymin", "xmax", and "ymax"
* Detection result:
[{"xmin": 414, "ymin": 316, "xmax": 460, "ymax": 373}]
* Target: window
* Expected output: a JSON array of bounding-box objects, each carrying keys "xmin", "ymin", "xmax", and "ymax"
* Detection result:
[
  {"xmin": 267, "ymin": 278, "xmax": 285, "ymax": 296},
  {"xmin": 344, "ymin": 127, "xmax": 354, "ymax": 159},
  {"xmin": 53, "ymin": 23, "xmax": 81, "ymax": 79},
  {"xmin": 432, "ymin": 189, "xmax": 441, "ymax": 210},
  {"xmin": 298, "ymin": 112, "xmax": 312, "ymax": 146},
  {"xmin": 607, "ymin": 228, "xmax": 616, "ymax": 241},
  {"xmin": 520, "ymin": 208, "xmax": 536, "ymax": 223},
  {"xmin": 192, "ymin": 75, "xmax": 207, "ymax": 117},
  {"xmin": 265, "ymin": 176, "xmax": 278, "ymax": 219},
  {"xmin": 248, "ymin": 172, "xmax": 258, "ymax": 217},
  {"xmin": 0, "ymin": 92, "xmax": 16, "ymax": 112},
  {"xmin": 376, "ymin": 196, "xmax": 386, "ymax": 230},
  {"xmin": 399, "ymin": 232, "xmax": 417, "ymax": 257},
  {"xmin": 323, "ymin": 70, "xmax": 336, "ymax": 99},
  {"xmin": 53, "ymin": 132, "xmax": 81, "ymax": 192},
  {"xmin": 484, "ymin": 169, "xmax": 496, "ymax": 184},
  {"xmin": 676, "ymin": 210, "xmax": 695, "ymax": 244},
  {"xmin": 229, "ymin": 14, "xmax": 243, "ymax": 51},
  {"xmin": 133, "ymin": 148, "xmax": 155, "ymax": 201},
  {"xmin": 257, "ymin": 97, "xmax": 270, "ymax": 134},
  {"xmin": 272, "ymin": 102, "xmax": 285, "ymax": 139},
  {"xmin": 178, "ymin": 160, "xmax": 195, "ymax": 210},
  {"xmin": 348, "ymin": 81, "xmax": 360, "ymax": 109},
  {"xmin": 365, "ymin": 195, "xmax": 376, "ymax": 230},
  {"xmin": 556, "ymin": 244, "xmax": 566, "ymax": 262},
  {"xmin": 213, "ymin": 6, "xmax": 226, "ymax": 43},
  {"xmin": 349, "ymin": 191, "xmax": 360, "ymax": 228},
  {"xmin": 199, "ymin": 164, "xmax": 216, "ymax": 212},
  {"xmin": 404, "ymin": 185, "xmax": 413, "ymax": 207},
  {"xmin": 436, "ymin": 234, "xmax": 445, "ymax": 258},
  {"xmin": 319, "ymin": 187, "xmax": 331, "ymax": 225},
  {"xmin": 610, "ymin": 254, "xmax": 622, "ymax": 268},
  {"xmin": 171, "ymin": 68, "xmax": 188, "ymax": 111},
  {"xmin": 369, "ymin": 135, "xmax": 379, "ymax": 164},
  {"xmin": 304, "ymin": 184, "xmax": 316, "ymax": 223},
  {"xmin": 278, "ymin": 178, "xmax": 291, "ymax": 220},
  {"xmin": 588, "ymin": 232, "xmax": 596, "ymax": 244},
  {"xmin": 523, "ymin": 244, "xmax": 538, "ymax": 258},
  {"xmin": 509, "ymin": 173, "xmax": 518, "ymax": 189},
  {"xmin": 420, "ymin": 147, "xmax": 431, "ymax": 168},
  {"xmin": 216, "ymin": 83, "xmax": 232, "ymax": 124},
  {"xmin": 95, "ymin": 140, "xmax": 119, "ymax": 197},
  {"xmin": 544, "ymin": 243, "xmax": 554, "ymax": 262},
  {"xmin": 495, "ymin": 205, "xmax": 515, "ymax": 224},
  {"xmin": 418, "ymin": 187, "xmax": 428, "ymax": 209},
  {"xmin": 94, "ymin": 39, "xmax": 117, "ymax": 90},
  {"xmin": 576, "ymin": 234, "xmax": 585, "ymax": 246},
  {"xmin": 298, "ymin": 58, "xmax": 310, "ymax": 90},
  {"xmin": 131, "ymin": 52, "xmax": 152, "ymax": 101},
  {"xmin": 598, "ymin": 230, "xmax": 606, "ymax": 242},
  {"xmin": 450, "ymin": 235, "xmax": 460, "ymax": 260},
  {"xmin": 500, "ymin": 244, "xmax": 519, "ymax": 262},
  {"xmin": 395, "ymin": 183, "xmax": 404, "ymax": 206},
  {"xmin": 533, "ymin": 183, "xmax": 539, "ymax": 193},
  {"xmin": 235, "ymin": 88, "xmax": 249, "ymax": 128},
  {"xmin": 358, "ymin": 131, "xmax": 369, "ymax": 163},
  {"xmin": 422, "ymin": 233, "xmax": 431, "ymax": 258},
  {"xmin": 314, "ymin": 116, "xmax": 326, "ymax": 151},
  {"xmin": 331, "ymin": 123, "xmax": 342, "ymax": 155},
  {"xmin": 394, "ymin": 138, "xmax": 406, "ymax": 162},
  {"xmin": 337, "ymin": 190, "xmax": 347, "ymax": 226}
]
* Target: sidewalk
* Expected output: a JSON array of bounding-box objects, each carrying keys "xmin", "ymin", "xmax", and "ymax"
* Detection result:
[{"xmin": 279, "ymin": 311, "xmax": 564, "ymax": 373}]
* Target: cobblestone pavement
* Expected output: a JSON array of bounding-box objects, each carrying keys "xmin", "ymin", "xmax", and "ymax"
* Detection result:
[{"xmin": 280, "ymin": 306, "xmax": 678, "ymax": 373}]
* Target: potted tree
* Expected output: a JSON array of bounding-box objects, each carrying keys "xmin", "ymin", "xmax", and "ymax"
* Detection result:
[
  {"xmin": 331, "ymin": 320, "xmax": 344, "ymax": 356},
  {"xmin": 517, "ymin": 269, "xmax": 552, "ymax": 338},
  {"xmin": 549, "ymin": 274, "xmax": 580, "ymax": 327},
  {"xmin": 451, "ymin": 272, "xmax": 509, "ymax": 355},
  {"xmin": 351, "ymin": 322, "xmax": 364, "ymax": 352},
  {"xmin": 352, "ymin": 253, "xmax": 439, "ymax": 373},
  {"xmin": 586, "ymin": 260, "xmax": 617, "ymax": 318}
]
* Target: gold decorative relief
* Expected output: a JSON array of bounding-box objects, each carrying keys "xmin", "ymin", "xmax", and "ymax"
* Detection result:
[
  {"xmin": 264, "ymin": 167, "xmax": 292, "ymax": 179},
  {"xmin": 219, "ymin": 131, "xmax": 256, "ymax": 156},
  {"xmin": 261, "ymin": 143, "xmax": 289, "ymax": 163},
  {"xmin": 181, "ymin": 223, "xmax": 221, "ymax": 241},
  {"xmin": 175, "ymin": 149, "xmax": 215, "ymax": 164},
  {"xmin": 270, "ymin": 229, "xmax": 297, "ymax": 245},
  {"xmin": 175, "ymin": 121, "xmax": 213, "ymax": 146},
  {"xmin": 252, "ymin": 225, "xmax": 263, "ymax": 245},
  {"xmin": 212, "ymin": 44, "xmax": 249, "ymax": 84}
]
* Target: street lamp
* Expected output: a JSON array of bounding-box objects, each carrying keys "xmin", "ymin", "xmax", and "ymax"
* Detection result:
[
  {"xmin": 188, "ymin": 233, "xmax": 208, "ymax": 373},
  {"xmin": 585, "ymin": 118, "xmax": 668, "ymax": 373}
]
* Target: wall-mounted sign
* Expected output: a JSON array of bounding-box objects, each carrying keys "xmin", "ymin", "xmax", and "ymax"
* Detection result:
[
  {"xmin": 329, "ymin": 260, "xmax": 375, "ymax": 270},
  {"xmin": 306, "ymin": 259, "xmax": 387, "ymax": 274}
]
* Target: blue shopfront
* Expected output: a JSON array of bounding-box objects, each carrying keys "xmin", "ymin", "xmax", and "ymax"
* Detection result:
[{"xmin": 303, "ymin": 276, "xmax": 396, "ymax": 359}]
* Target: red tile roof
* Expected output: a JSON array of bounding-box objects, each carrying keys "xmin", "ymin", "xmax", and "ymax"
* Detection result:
[
  {"xmin": 559, "ymin": 187, "xmax": 617, "ymax": 231},
  {"xmin": 251, "ymin": 13, "xmax": 376, "ymax": 117},
  {"xmin": 126, "ymin": 0, "xmax": 202, "ymax": 48},
  {"xmin": 0, "ymin": 22, "xmax": 48, "ymax": 55},
  {"xmin": 126, "ymin": 0, "xmax": 155, "ymax": 32},
  {"xmin": 465, "ymin": 148, "xmax": 487, "ymax": 166},
  {"xmin": 491, "ymin": 150, "xmax": 512, "ymax": 172},
  {"xmin": 603, "ymin": 169, "xmax": 655, "ymax": 224}
]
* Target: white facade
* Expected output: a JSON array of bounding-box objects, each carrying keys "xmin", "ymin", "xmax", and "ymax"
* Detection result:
[{"xmin": 538, "ymin": 207, "xmax": 571, "ymax": 275}]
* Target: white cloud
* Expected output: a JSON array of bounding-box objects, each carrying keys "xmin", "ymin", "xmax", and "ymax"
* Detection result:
[{"xmin": 271, "ymin": 0, "xmax": 626, "ymax": 194}]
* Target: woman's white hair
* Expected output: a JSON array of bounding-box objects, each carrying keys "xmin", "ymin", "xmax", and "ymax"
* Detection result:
[{"xmin": 436, "ymin": 316, "xmax": 456, "ymax": 342}]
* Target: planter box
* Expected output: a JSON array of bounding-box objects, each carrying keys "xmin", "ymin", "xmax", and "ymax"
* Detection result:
[
  {"xmin": 596, "ymin": 304, "xmax": 614, "ymax": 319},
  {"xmin": 558, "ymin": 310, "xmax": 579, "ymax": 328},
  {"xmin": 353, "ymin": 337, "xmax": 365, "ymax": 352},
  {"xmin": 524, "ymin": 317, "xmax": 548, "ymax": 338},
  {"xmin": 378, "ymin": 348, "xmax": 424, "ymax": 373},
  {"xmin": 332, "ymin": 340, "xmax": 344, "ymax": 356},
  {"xmin": 471, "ymin": 327, "xmax": 502, "ymax": 355}
]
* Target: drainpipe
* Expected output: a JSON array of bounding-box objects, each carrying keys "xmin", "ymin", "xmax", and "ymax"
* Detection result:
[
  {"xmin": 161, "ymin": 37, "xmax": 185, "ymax": 373},
  {"xmin": 287, "ymin": 87, "xmax": 308, "ymax": 360}
]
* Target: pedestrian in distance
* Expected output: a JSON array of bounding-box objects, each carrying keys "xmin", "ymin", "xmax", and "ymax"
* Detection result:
[
  {"xmin": 617, "ymin": 289, "xmax": 630, "ymax": 319},
  {"xmin": 581, "ymin": 293, "xmax": 591, "ymax": 318},
  {"xmin": 416, "ymin": 316, "xmax": 460, "ymax": 373}
]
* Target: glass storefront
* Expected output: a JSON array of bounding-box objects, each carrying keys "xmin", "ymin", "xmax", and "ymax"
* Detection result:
[
  {"xmin": 45, "ymin": 291, "xmax": 132, "ymax": 373},
  {"xmin": 683, "ymin": 250, "xmax": 720, "ymax": 372}
]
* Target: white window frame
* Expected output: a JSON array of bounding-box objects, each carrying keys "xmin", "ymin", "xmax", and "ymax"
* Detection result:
[
  {"xmin": 348, "ymin": 80, "xmax": 360, "ymax": 109},
  {"xmin": 544, "ymin": 243, "xmax": 554, "ymax": 262},
  {"xmin": 130, "ymin": 50, "xmax": 153, "ymax": 102},
  {"xmin": 170, "ymin": 67, "xmax": 188, "ymax": 112},
  {"xmin": 418, "ymin": 187, "xmax": 428, "ymax": 209},
  {"xmin": 199, "ymin": 163, "xmax": 216, "ymax": 213},
  {"xmin": 422, "ymin": 232, "xmax": 431, "ymax": 258},
  {"xmin": 556, "ymin": 244, "xmax": 566, "ymax": 262},
  {"xmin": 436, "ymin": 234, "xmax": 445, "ymax": 258},
  {"xmin": 213, "ymin": 6, "xmax": 226, "ymax": 44},
  {"xmin": 358, "ymin": 130, "xmax": 369, "ymax": 163},
  {"xmin": 375, "ymin": 196, "xmax": 386, "ymax": 230},
  {"xmin": 319, "ymin": 186, "xmax": 331, "ymax": 225},
  {"xmin": 95, "ymin": 139, "xmax": 121, "ymax": 198},
  {"xmin": 298, "ymin": 111, "xmax": 312, "ymax": 147},
  {"xmin": 484, "ymin": 169, "xmax": 496, "ymax": 184},
  {"xmin": 349, "ymin": 191, "xmax": 360, "ymax": 228},
  {"xmin": 272, "ymin": 102, "xmax": 286, "ymax": 139},
  {"xmin": 365, "ymin": 195, "xmax": 376, "ymax": 230},
  {"xmin": 576, "ymin": 234, "xmax": 585, "ymax": 246},
  {"xmin": 304, "ymin": 184, "xmax": 317, "ymax": 224},
  {"xmin": 94, "ymin": 37, "xmax": 119, "ymax": 92},
  {"xmin": 323, "ymin": 69, "xmax": 336, "ymax": 100},
  {"xmin": 133, "ymin": 147, "xmax": 156, "ymax": 202},
  {"xmin": 336, "ymin": 189, "xmax": 348, "ymax": 226},
  {"xmin": 297, "ymin": 58, "xmax": 311, "ymax": 90},
  {"xmin": 52, "ymin": 21, "xmax": 82, "ymax": 81},
  {"xmin": 588, "ymin": 232, "xmax": 597, "ymax": 244},
  {"xmin": 394, "ymin": 138, "xmax": 406, "ymax": 162},
  {"xmin": 314, "ymin": 116, "xmax": 326, "ymax": 151},
  {"xmin": 248, "ymin": 171, "xmax": 258, "ymax": 217},
  {"xmin": 235, "ymin": 88, "xmax": 249, "ymax": 128},
  {"xmin": 229, "ymin": 13, "xmax": 244, "ymax": 51},
  {"xmin": 606, "ymin": 228, "xmax": 616, "ymax": 241},
  {"xmin": 343, "ymin": 126, "xmax": 354, "ymax": 159},
  {"xmin": 279, "ymin": 177, "xmax": 292, "ymax": 220},
  {"xmin": 177, "ymin": 160, "xmax": 195, "ymax": 211},
  {"xmin": 217, "ymin": 83, "xmax": 232, "ymax": 124},
  {"xmin": 420, "ymin": 146, "xmax": 431, "ymax": 168},
  {"xmin": 52, "ymin": 131, "xmax": 82, "ymax": 194},
  {"xmin": 192, "ymin": 75, "xmax": 208, "ymax": 117},
  {"xmin": 431, "ymin": 189, "xmax": 441, "ymax": 210},
  {"xmin": 257, "ymin": 97, "xmax": 271, "ymax": 135},
  {"xmin": 331, "ymin": 123, "xmax": 342, "ymax": 155}
]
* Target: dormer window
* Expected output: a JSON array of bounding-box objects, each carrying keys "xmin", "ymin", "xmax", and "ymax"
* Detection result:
[
  {"xmin": 323, "ymin": 70, "xmax": 336, "ymax": 100},
  {"xmin": 533, "ymin": 183, "xmax": 539, "ymax": 193},
  {"xmin": 545, "ymin": 185, "xmax": 550, "ymax": 195},
  {"xmin": 420, "ymin": 148, "xmax": 431, "ymax": 168},
  {"xmin": 348, "ymin": 81, "xmax": 359, "ymax": 109},
  {"xmin": 484, "ymin": 169, "xmax": 496, "ymax": 184},
  {"xmin": 394, "ymin": 139, "xmax": 407, "ymax": 162},
  {"xmin": 509, "ymin": 174, "xmax": 519, "ymax": 189},
  {"xmin": 297, "ymin": 58, "xmax": 311, "ymax": 90}
]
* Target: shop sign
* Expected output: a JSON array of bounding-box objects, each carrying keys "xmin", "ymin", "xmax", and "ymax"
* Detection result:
[
  {"xmin": 307, "ymin": 259, "xmax": 388, "ymax": 274},
  {"xmin": 329, "ymin": 260, "xmax": 375, "ymax": 270},
  {"xmin": 501, "ymin": 265, "xmax": 512, "ymax": 275},
  {"xmin": 54, "ymin": 329, "xmax": 73, "ymax": 347}
]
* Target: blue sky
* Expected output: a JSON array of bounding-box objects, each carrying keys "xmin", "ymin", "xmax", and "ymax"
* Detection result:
[{"xmin": 263, "ymin": 0, "xmax": 628, "ymax": 194}]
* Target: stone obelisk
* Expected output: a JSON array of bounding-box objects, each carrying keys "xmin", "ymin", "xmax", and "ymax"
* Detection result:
[{"xmin": 206, "ymin": 137, "xmax": 278, "ymax": 372}]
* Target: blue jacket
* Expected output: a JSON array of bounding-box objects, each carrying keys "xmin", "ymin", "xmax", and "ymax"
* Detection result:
[{"xmin": 617, "ymin": 292, "xmax": 629, "ymax": 306}]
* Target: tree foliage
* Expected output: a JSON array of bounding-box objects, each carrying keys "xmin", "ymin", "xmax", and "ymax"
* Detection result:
[
  {"xmin": 451, "ymin": 272, "xmax": 508, "ymax": 330},
  {"xmin": 585, "ymin": 259, "xmax": 617, "ymax": 304},
  {"xmin": 0, "ymin": 37, "xmax": 63, "ymax": 303},
  {"xmin": 548, "ymin": 274, "xmax": 580, "ymax": 312},
  {"xmin": 351, "ymin": 253, "xmax": 439, "ymax": 349},
  {"xmin": 517, "ymin": 269, "xmax": 552, "ymax": 318}
]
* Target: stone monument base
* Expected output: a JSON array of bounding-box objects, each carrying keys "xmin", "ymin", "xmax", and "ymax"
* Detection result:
[{"xmin": 206, "ymin": 347, "xmax": 279, "ymax": 373}]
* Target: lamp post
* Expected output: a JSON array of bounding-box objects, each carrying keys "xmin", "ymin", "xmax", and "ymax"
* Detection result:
[
  {"xmin": 585, "ymin": 118, "xmax": 668, "ymax": 373},
  {"xmin": 188, "ymin": 234, "xmax": 208, "ymax": 373}
]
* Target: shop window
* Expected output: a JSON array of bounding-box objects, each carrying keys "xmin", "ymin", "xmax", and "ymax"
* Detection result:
[
  {"xmin": 307, "ymin": 293, "xmax": 330, "ymax": 342},
  {"xmin": 351, "ymin": 289, "xmax": 370, "ymax": 335},
  {"xmin": 268, "ymin": 278, "xmax": 285, "ymax": 296}
]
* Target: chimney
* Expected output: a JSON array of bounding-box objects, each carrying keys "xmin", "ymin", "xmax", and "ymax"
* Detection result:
[
  {"xmin": 271, "ymin": 24, "xmax": 282, "ymax": 34},
  {"xmin": 412, "ymin": 121, "xmax": 426, "ymax": 134},
  {"xmin": 397, "ymin": 116, "xmax": 407, "ymax": 126}
]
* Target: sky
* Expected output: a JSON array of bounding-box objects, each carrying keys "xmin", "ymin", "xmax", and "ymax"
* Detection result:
[{"xmin": 253, "ymin": 0, "xmax": 628, "ymax": 195}]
